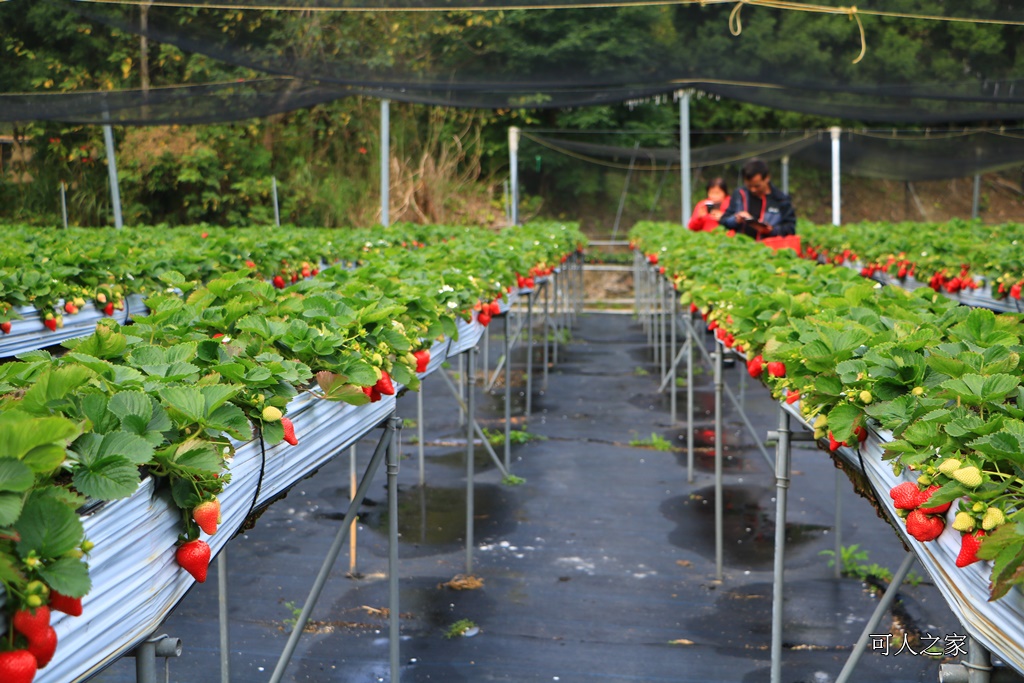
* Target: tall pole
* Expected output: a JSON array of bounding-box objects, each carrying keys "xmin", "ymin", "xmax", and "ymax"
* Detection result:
[
  {"xmin": 380, "ymin": 99, "xmax": 390, "ymax": 227},
  {"xmin": 59, "ymin": 182, "xmax": 68, "ymax": 229},
  {"xmin": 102, "ymin": 122, "xmax": 123, "ymax": 229},
  {"xmin": 509, "ymin": 127, "xmax": 520, "ymax": 226},
  {"xmin": 272, "ymin": 176, "xmax": 281, "ymax": 227},
  {"xmin": 972, "ymin": 173, "xmax": 981, "ymax": 219},
  {"xmin": 781, "ymin": 155, "xmax": 790, "ymax": 196},
  {"xmin": 680, "ymin": 92, "xmax": 692, "ymax": 226},
  {"xmin": 830, "ymin": 127, "xmax": 841, "ymax": 227}
]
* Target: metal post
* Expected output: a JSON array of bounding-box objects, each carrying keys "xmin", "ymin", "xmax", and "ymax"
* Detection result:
[
  {"xmin": 972, "ymin": 174, "xmax": 981, "ymax": 219},
  {"xmin": 670, "ymin": 287, "xmax": 677, "ymax": 424},
  {"xmin": 509, "ymin": 127, "xmax": 520, "ymax": 226},
  {"xmin": 834, "ymin": 553, "xmax": 917, "ymax": 683},
  {"xmin": 526, "ymin": 292, "xmax": 534, "ymax": 416},
  {"xmin": 770, "ymin": 407, "xmax": 792, "ymax": 683},
  {"xmin": 686, "ymin": 313, "xmax": 694, "ymax": 484},
  {"xmin": 417, "ymin": 392, "xmax": 425, "ymax": 487},
  {"xmin": 659, "ymin": 281, "xmax": 667, "ymax": 385},
  {"xmin": 102, "ymin": 123, "xmax": 123, "ymax": 229},
  {"xmin": 269, "ymin": 420, "xmax": 396, "ymax": 683},
  {"xmin": 466, "ymin": 347, "xmax": 476, "ymax": 574},
  {"xmin": 387, "ymin": 415, "xmax": 401, "ymax": 683},
  {"xmin": 135, "ymin": 638, "xmax": 157, "ymax": 683},
  {"xmin": 457, "ymin": 355, "xmax": 465, "ymax": 426},
  {"xmin": 380, "ymin": 99, "xmax": 390, "ymax": 227},
  {"xmin": 834, "ymin": 469, "xmax": 843, "ymax": 580},
  {"xmin": 611, "ymin": 141, "xmax": 640, "ymax": 242},
  {"xmin": 714, "ymin": 345, "xmax": 724, "ymax": 581},
  {"xmin": 967, "ymin": 637, "xmax": 993, "ymax": 683},
  {"xmin": 503, "ymin": 178, "xmax": 511, "ymax": 226},
  {"xmin": 680, "ymin": 91, "xmax": 692, "ymax": 226},
  {"xmin": 483, "ymin": 324, "xmax": 489, "ymax": 384},
  {"xmin": 504, "ymin": 312, "xmax": 512, "ymax": 472},
  {"xmin": 830, "ymin": 126, "xmax": 841, "ymax": 227},
  {"xmin": 349, "ymin": 445, "xmax": 358, "ymax": 575},
  {"xmin": 272, "ymin": 176, "xmax": 281, "ymax": 227},
  {"xmin": 543, "ymin": 279, "xmax": 550, "ymax": 391},
  {"xmin": 59, "ymin": 182, "xmax": 68, "ymax": 229},
  {"xmin": 552, "ymin": 274, "xmax": 560, "ymax": 366},
  {"xmin": 218, "ymin": 551, "xmax": 230, "ymax": 683},
  {"xmin": 781, "ymin": 155, "xmax": 790, "ymax": 196}
]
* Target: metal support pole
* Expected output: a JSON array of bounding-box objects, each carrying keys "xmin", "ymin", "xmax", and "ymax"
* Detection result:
[
  {"xmin": 59, "ymin": 182, "xmax": 68, "ymax": 229},
  {"xmin": 972, "ymin": 174, "xmax": 982, "ymax": 220},
  {"xmin": 457, "ymin": 355, "xmax": 465, "ymax": 426},
  {"xmin": 272, "ymin": 176, "xmax": 281, "ymax": 227},
  {"xmin": 380, "ymin": 99, "xmax": 390, "ymax": 227},
  {"xmin": 504, "ymin": 312, "xmax": 512, "ymax": 472},
  {"xmin": 834, "ymin": 553, "xmax": 917, "ymax": 683},
  {"xmin": 503, "ymin": 179, "xmax": 511, "ymax": 226},
  {"xmin": 830, "ymin": 126, "xmax": 841, "ymax": 227},
  {"xmin": 509, "ymin": 127, "xmax": 520, "ymax": 226},
  {"xmin": 670, "ymin": 287, "xmax": 677, "ymax": 424},
  {"xmin": 781, "ymin": 155, "xmax": 790, "ymax": 196},
  {"xmin": 770, "ymin": 407, "xmax": 792, "ymax": 683},
  {"xmin": 552, "ymin": 276, "xmax": 560, "ymax": 366},
  {"xmin": 269, "ymin": 420, "xmax": 396, "ymax": 683},
  {"xmin": 967, "ymin": 637, "xmax": 993, "ymax": 683},
  {"xmin": 611, "ymin": 141, "xmax": 640, "ymax": 242},
  {"xmin": 659, "ymin": 281, "xmax": 667, "ymax": 385},
  {"xmin": 526, "ymin": 292, "xmax": 534, "ymax": 416},
  {"xmin": 131, "ymin": 635, "xmax": 182, "ymax": 683},
  {"xmin": 834, "ymin": 469, "xmax": 843, "ymax": 580},
  {"xmin": 686, "ymin": 314, "xmax": 694, "ymax": 484},
  {"xmin": 417, "ymin": 391, "xmax": 425, "ymax": 486},
  {"xmin": 218, "ymin": 551, "xmax": 230, "ymax": 683},
  {"xmin": 714, "ymin": 346, "xmax": 724, "ymax": 582},
  {"xmin": 680, "ymin": 91, "xmax": 692, "ymax": 226},
  {"xmin": 102, "ymin": 123, "xmax": 123, "ymax": 229},
  {"xmin": 466, "ymin": 347, "xmax": 476, "ymax": 574},
  {"xmin": 543, "ymin": 280, "xmax": 550, "ymax": 391},
  {"xmin": 387, "ymin": 416, "xmax": 402, "ymax": 683},
  {"xmin": 483, "ymin": 324, "xmax": 489, "ymax": 384},
  {"xmin": 349, "ymin": 445, "xmax": 358, "ymax": 576}
]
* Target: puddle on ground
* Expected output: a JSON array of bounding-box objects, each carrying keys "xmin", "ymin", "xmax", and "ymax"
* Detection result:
[
  {"xmin": 661, "ymin": 485, "xmax": 828, "ymax": 568},
  {"xmin": 433, "ymin": 448, "xmax": 502, "ymax": 472},
  {"xmin": 358, "ymin": 484, "xmax": 517, "ymax": 556}
]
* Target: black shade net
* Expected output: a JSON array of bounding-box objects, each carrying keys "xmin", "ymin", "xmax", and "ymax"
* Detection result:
[
  {"xmin": 524, "ymin": 129, "xmax": 1024, "ymax": 181},
  {"xmin": 0, "ymin": 0, "xmax": 1021, "ymax": 123}
]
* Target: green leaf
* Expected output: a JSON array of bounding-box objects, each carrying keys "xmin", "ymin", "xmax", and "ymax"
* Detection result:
[
  {"xmin": 206, "ymin": 404, "xmax": 251, "ymax": 440},
  {"xmin": 968, "ymin": 432, "xmax": 1024, "ymax": 463},
  {"xmin": 939, "ymin": 374, "xmax": 987, "ymax": 407},
  {"xmin": 159, "ymin": 386, "xmax": 207, "ymax": 424},
  {"xmin": 835, "ymin": 359, "xmax": 867, "ymax": 383},
  {"xmin": 827, "ymin": 403, "xmax": 862, "ymax": 443},
  {"xmin": 81, "ymin": 393, "xmax": 119, "ymax": 435},
  {"xmin": 0, "ymin": 548, "xmax": 26, "ymax": 585},
  {"xmin": 20, "ymin": 366, "xmax": 95, "ymax": 415},
  {"xmin": 926, "ymin": 354, "xmax": 968, "ymax": 379},
  {"xmin": 73, "ymin": 455, "xmax": 141, "ymax": 500},
  {"xmin": 814, "ymin": 375, "xmax": 844, "ymax": 397},
  {"xmin": 164, "ymin": 342, "xmax": 198, "ymax": 364},
  {"xmin": 345, "ymin": 360, "xmax": 379, "ymax": 387},
  {"xmin": 108, "ymin": 391, "xmax": 153, "ymax": 423},
  {"xmin": 263, "ymin": 420, "xmax": 284, "ymax": 445},
  {"xmin": 171, "ymin": 478, "xmax": 201, "ymax": 510},
  {"xmin": 36, "ymin": 557, "xmax": 91, "ymax": 598},
  {"xmin": 982, "ymin": 374, "xmax": 1020, "ymax": 403},
  {"xmin": 171, "ymin": 441, "xmax": 222, "ymax": 474},
  {"xmin": 389, "ymin": 362, "xmax": 415, "ymax": 388},
  {"xmin": 22, "ymin": 445, "xmax": 68, "ymax": 474},
  {"xmin": 201, "ymin": 385, "xmax": 239, "ymax": 413},
  {"xmin": 0, "ymin": 458, "xmax": 34, "ymax": 493},
  {"xmin": 0, "ymin": 413, "xmax": 80, "ymax": 463},
  {"xmin": 68, "ymin": 324, "xmax": 127, "ymax": 359},
  {"xmin": 15, "ymin": 496, "xmax": 84, "ymax": 559},
  {"xmin": 945, "ymin": 413, "xmax": 987, "ymax": 438},
  {"xmin": 0, "ymin": 492, "xmax": 25, "ymax": 527},
  {"xmin": 100, "ymin": 431, "xmax": 155, "ymax": 466},
  {"xmin": 379, "ymin": 327, "xmax": 412, "ymax": 353},
  {"xmin": 212, "ymin": 362, "xmax": 247, "ymax": 382}
]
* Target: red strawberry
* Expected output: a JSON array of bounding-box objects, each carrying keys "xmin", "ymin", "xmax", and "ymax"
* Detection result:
[
  {"xmin": 370, "ymin": 387, "xmax": 382, "ymax": 402},
  {"xmin": 707, "ymin": 320, "xmax": 719, "ymax": 332},
  {"xmin": 103, "ymin": 302, "xmax": 114, "ymax": 316},
  {"xmin": 193, "ymin": 499, "xmax": 221, "ymax": 536},
  {"xmin": 767, "ymin": 361, "xmax": 786, "ymax": 378},
  {"xmin": 301, "ymin": 266, "xmax": 311, "ymax": 278},
  {"xmin": 176, "ymin": 539, "xmax": 211, "ymax": 583},
  {"xmin": 245, "ymin": 259, "xmax": 256, "ymax": 268},
  {"xmin": 785, "ymin": 390, "xmax": 801, "ymax": 404},
  {"xmin": 827, "ymin": 431, "xmax": 845, "ymax": 452},
  {"xmin": 13, "ymin": 606, "xmax": 50, "ymax": 641},
  {"xmin": 853, "ymin": 425, "xmax": 868, "ymax": 443},
  {"xmin": 311, "ymin": 268, "xmax": 319, "ymax": 276},
  {"xmin": 906, "ymin": 509, "xmax": 945, "ymax": 542},
  {"xmin": 27, "ymin": 626, "xmax": 57, "ymax": 668},
  {"xmin": 0, "ymin": 649, "xmax": 37, "ymax": 683},
  {"xmin": 272, "ymin": 275, "xmax": 286, "ymax": 289},
  {"xmin": 917, "ymin": 485, "xmax": 951, "ymax": 515},
  {"xmin": 64, "ymin": 301, "xmax": 77, "ymax": 315},
  {"xmin": 489, "ymin": 301, "xmax": 501, "ymax": 316},
  {"xmin": 0, "ymin": 321, "xmax": 10, "ymax": 334},
  {"xmin": 889, "ymin": 482, "xmax": 923, "ymax": 510},
  {"xmin": 1012, "ymin": 283, "xmax": 1022, "ymax": 300},
  {"xmin": 201, "ymin": 231, "xmax": 209, "ymax": 238},
  {"xmin": 375, "ymin": 370, "xmax": 395, "ymax": 396},
  {"xmin": 413, "ymin": 349, "xmax": 431, "ymax": 374},
  {"xmin": 478, "ymin": 311, "xmax": 492, "ymax": 327},
  {"xmin": 49, "ymin": 591, "xmax": 83, "ymax": 617},
  {"xmin": 689, "ymin": 303, "xmax": 698, "ymax": 314},
  {"xmin": 281, "ymin": 417, "xmax": 298, "ymax": 446},
  {"xmin": 290, "ymin": 273, "xmax": 299, "ymax": 283},
  {"xmin": 746, "ymin": 355, "xmax": 764, "ymax": 378},
  {"xmin": 43, "ymin": 317, "xmax": 57, "ymax": 332},
  {"xmin": 647, "ymin": 253, "xmax": 658, "ymax": 265},
  {"xmin": 658, "ymin": 266, "xmax": 666, "ymax": 275},
  {"xmin": 955, "ymin": 530, "xmax": 986, "ymax": 568}
]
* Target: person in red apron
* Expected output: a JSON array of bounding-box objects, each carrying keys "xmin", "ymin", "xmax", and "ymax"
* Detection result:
[
  {"xmin": 719, "ymin": 158, "xmax": 796, "ymax": 239},
  {"xmin": 687, "ymin": 178, "xmax": 731, "ymax": 232}
]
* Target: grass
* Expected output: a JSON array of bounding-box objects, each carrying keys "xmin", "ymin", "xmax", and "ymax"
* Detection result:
[
  {"xmin": 820, "ymin": 544, "xmax": 925, "ymax": 586},
  {"xmin": 445, "ymin": 618, "xmax": 478, "ymax": 639},
  {"xmin": 634, "ymin": 366, "xmax": 649, "ymax": 376},
  {"xmin": 483, "ymin": 427, "xmax": 546, "ymax": 447},
  {"xmin": 629, "ymin": 432, "xmax": 675, "ymax": 451},
  {"xmin": 502, "ymin": 474, "xmax": 527, "ymax": 486}
]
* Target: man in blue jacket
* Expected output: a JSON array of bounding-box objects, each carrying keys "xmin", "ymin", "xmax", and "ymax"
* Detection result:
[{"xmin": 719, "ymin": 158, "xmax": 796, "ymax": 239}]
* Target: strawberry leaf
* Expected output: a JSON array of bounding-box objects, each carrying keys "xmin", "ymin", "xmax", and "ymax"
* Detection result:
[
  {"xmin": 0, "ymin": 493, "xmax": 25, "ymax": 527},
  {"xmin": 0, "ymin": 457, "xmax": 35, "ymax": 493},
  {"xmin": 72, "ymin": 455, "xmax": 140, "ymax": 500},
  {"xmin": 66, "ymin": 324, "xmax": 128, "ymax": 359},
  {"xmin": 37, "ymin": 557, "xmax": 91, "ymax": 599},
  {"xmin": 15, "ymin": 495, "xmax": 83, "ymax": 559}
]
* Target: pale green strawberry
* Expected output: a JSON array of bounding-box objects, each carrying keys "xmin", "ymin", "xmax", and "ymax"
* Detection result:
[
  {"xmin": 952, "ymin": 466, "xmax": 983, "ymax": 488},
  {"xmin": 952, "ymin": 512, "xmax": 976, "ymax": 532},
  {"xmin": 938, "ymin": 458, "xmax": 962, "ymax": 476},
  {"xmin": 982, "ymin": 507, "xmax": 1006, "ymax": 531}
]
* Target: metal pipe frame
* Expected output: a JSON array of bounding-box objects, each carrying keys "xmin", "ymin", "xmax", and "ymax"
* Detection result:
[
  {"xmin": 769, "ymin": 406, "xmax": 792, "ymax": 683},
  {"xmin": 268, "ymin": 415, "xmax": 399, "ymax": 683},
  {"xmin": 439, "ymin": 367, "xmax": 511, "ymax": 479},
  {"xmin": 131, "ymin": 634, "xmax": 182, "ymax": 683},
  {"xmin": 218, "ymin": 551, "xmax": 229, "ymax": 683},
  {"xmin": 466, "ymin": 347, "xmax": 476, "ymax": 574},
  {"xmin": 686, "ymin": 311, "xmax": 695, "ymax": 484},
  {"xmin": 387, "ymin": 417, "xmax": 402, "ymax": 683},
  {"xmin": 505, "ymin": 310, "xmax": 513, "ymax": 472},
  {"xmin": 526, "ymin": 290, "xmax": 534, "ymax": 416},
  {"xmin": 714, "ymin": 344, "xmax": 724, "ymax": 582}
]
